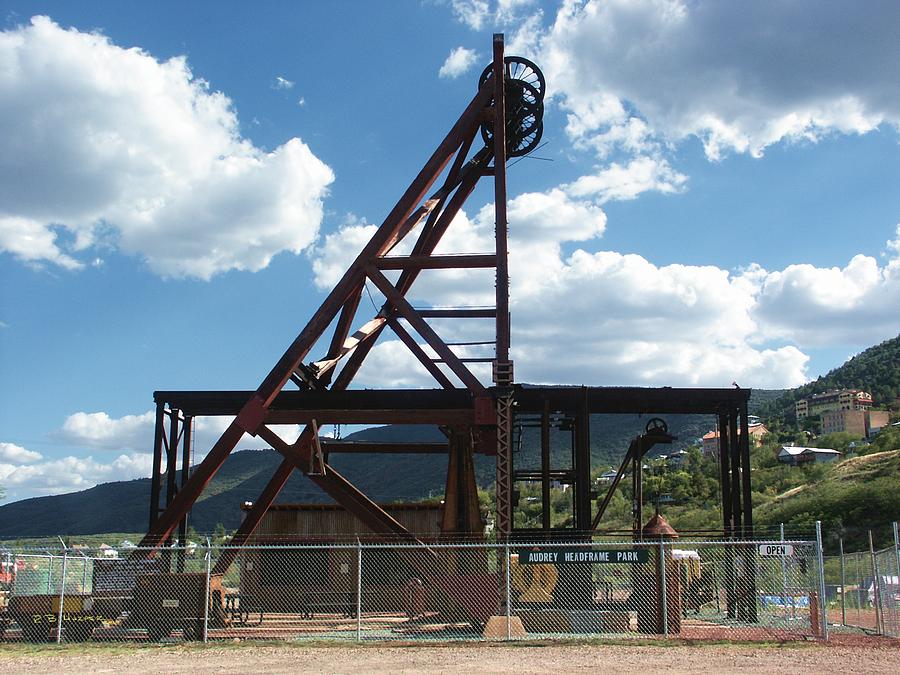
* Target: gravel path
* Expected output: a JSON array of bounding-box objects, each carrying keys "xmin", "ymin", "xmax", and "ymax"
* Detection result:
[{"xmin": 3, "ymin": 641, "xmax": 899, "ymax": 674}]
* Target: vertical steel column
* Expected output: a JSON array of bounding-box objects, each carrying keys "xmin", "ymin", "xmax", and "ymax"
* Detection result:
[
  {"xmin": 739, "ymin": 401, "xmax": 753, "ymax": 537},
  {"xmin": 739, "ymin": 401, "xmax": 757, "ymax": 621},
  {"xmin": 633, "ymin": 450, "xmax": 643, "ymax": 537},
  {"xmin": 148, "ymin": 401, "xmax": 166, "ymax": 531},
  {"xmin": 718, "ymin": 413, "xmax": 735, "ymax": 619},
  {"xmin": 177, "ymin": 415, "xmax": 193, "ymax": 572},
  {"xmin": 165, "ymin": 409, "xmax": 180, "ymax": 513},
  {"xmin": 541, "ymin": 399, "xmax": 551, "ymax": 531},
  {"xmin": 575, "ymin": 388, "xmax": 592, "ymax": 532},
  {"xmin": 728, "ymin": 411, "xmax": 742, "ymax": 537},
  {"xmin": 492, "ymin": 33, "xmax": 509, "ymax": 369},
  {"xmin": 718, "ymin": 413, "xmax": 731, "ymax": 537},
  {"xmin": 495, "ymin": 395, "xmax": 513, "ymax": 536}
]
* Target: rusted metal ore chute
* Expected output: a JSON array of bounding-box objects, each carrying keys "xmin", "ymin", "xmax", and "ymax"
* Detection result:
[{"xmin": 141, "ymin": 35, "xmax": 546, "ymax": 559}]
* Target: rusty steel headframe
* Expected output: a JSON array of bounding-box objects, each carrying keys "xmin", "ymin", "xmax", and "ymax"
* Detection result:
[{"xmin": 142, "ymin": 34, "xmax": 545, "ymax": 555}]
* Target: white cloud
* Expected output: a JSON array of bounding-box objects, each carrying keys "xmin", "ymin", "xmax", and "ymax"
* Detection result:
[
  {"xmin": 59, "ymin": 411, "xmax": 154, "ymax": 451},
  {"xmin": 310, "ymin": 192, "xmax": 900, "ymax": 391},
  {"xmin": 450, "ymin": 0, "xmax": 491, "ymax": 30},
  {"xmin": 540, "ymin": 0, "xmax": 900, "ymax": 160},
  {"xmin": 752, "ymin": 237, "xmax": 900, "ymax": 346},
  {"xmin": 497, "ymin": 0, "xmax": 537, "ymax": 23},
  {"xmin": 272, "ymin": 75, "xmax": 294, "ymax": 90},
  {"xmin": 565, "ymin": 156, "xmax": 687, "ymax": 203},
  {"xmin": 540, "ymin": 0, "xmax": 900, "ymax": 159},
  {"xmin": 57, "ymin": 408, "xmax": 303, "ymax": 455},
  {"xmin": 0, "ymin": 452, "xmax": 154, "ymax": 499},
  {"xmin": 0, "ymin": 442, "xmax": 42, "ymax": 463},
  {"xmin": 439, "ymin": 47, "xmax": 480, "ymax": 79},
  {"xmin": 0, "ymin": 16, "xmax": 334, "ymax": 279}
]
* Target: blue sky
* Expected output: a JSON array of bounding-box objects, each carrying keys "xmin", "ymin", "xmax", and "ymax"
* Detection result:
[{"xmin": 1, "ymin": 1, "xmax": 899, "ymax": 503}]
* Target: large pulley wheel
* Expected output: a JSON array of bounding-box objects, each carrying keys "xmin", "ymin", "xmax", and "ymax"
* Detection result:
[
  {"xmin": 479, "ymin": 56, "xmax": 546, "ymax": 158},
  {"xmin": 479, "ymin": 56, "xmax": 546, "ymax": 101}
]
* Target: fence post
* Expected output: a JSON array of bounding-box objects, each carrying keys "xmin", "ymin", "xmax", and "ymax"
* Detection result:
[
  {"xmin": 869, "ymin": 530, "xmax": 882, "ymax": 635},
  {"xmin": 856, "ymin": 551, "xmax": 862, "ymax": 628},
  {"xmin": 894, "ymin": 522, "xmax": 900, "ymax": 603},
  {"xmin": 815, "ymin": 520, "xmax": 828, "ymax": 640},
  {"xmin": 203, "ymin": 538, "xmax": 211, "ymax": 643},
  {"xmin": 839, "ymin": 537, "xmax": 846, "ymax": 626},
  {"xmin": 56, "ymin": 548, "xmax": 68, "ymax": 644},
  {"xmin": 504, "ymin": 542, "xmax": 512, "ymax": 641},
  {"xmin": 780, "ymin": 524, "xmax": 789, "ymax": 611},
  {"xmin": 659, "ymin": 539, "xmax": 668, "ymax": 638},
  {"xmin": 356, "ymin": 538, "xmax": 362, "ymax": 643}
]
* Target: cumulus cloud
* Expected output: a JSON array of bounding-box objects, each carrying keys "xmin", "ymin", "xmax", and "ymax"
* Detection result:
[
  {"xmin": 310, "ymin": 195, "xmax": 900, "ymax": 391},
  {"xmin": 59, "ymin": 411, "xmax": 154, "ymax": 452},
  {"xmin": 752, "ymin": 234, "xmax": 900, "ymax": 345},
  {"xmin": 57, "ymin": 408, "xmax": 303, "ymax": 456},
  {"xmin": 439, "ymin": 47, "xmax": 480, "ymax": 79},
  {"xmin": 565, "ymin": 156, "xmax": 687, "ymax": 203},
  {"xmin": 0, "ymin": 442, "xmax": 42, "ymax": 464},
  {"xmin": 450, "ymin": 0, "xmax": 491, "ymax": 30},
  {"xmin": 0, "ymin": 16, "xmax": 334, "ymax": 279},
  {"xmin": 540, "ymin": 0, "xmax": 900, "ymax": 160},
  {"xmin": 0, "ymin": 451, "xmax": 153, "ymax": 500}
]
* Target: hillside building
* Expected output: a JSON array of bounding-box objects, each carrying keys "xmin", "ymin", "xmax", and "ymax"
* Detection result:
[
  {"xmin": 702, "ymin": 422, "xmax": 769, "ymax": 456},
  {"xmin": 820, "ymin": 409, "xmax": 890, "ymax": 437},
  {"xmin": 777, "ymin": 446, "xmax": 841, "ymax": 465},
  {"xmin": 795, "ymin": 389, "xmax": 872, "ymax": 420}
]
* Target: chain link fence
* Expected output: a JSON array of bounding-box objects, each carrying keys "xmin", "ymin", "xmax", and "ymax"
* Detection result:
[
  {"xmin": 1, "ymin": 535, "xmax": 829, "ymax": 644},
  {"xmin": 825, "ymin": 523, "xmax": 900, "ymax": 638}
]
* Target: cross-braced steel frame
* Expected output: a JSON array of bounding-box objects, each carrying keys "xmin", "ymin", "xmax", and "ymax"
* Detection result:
[{"xmin": 143, "ymin": 37, "xmax": 758, "ymax": 618}]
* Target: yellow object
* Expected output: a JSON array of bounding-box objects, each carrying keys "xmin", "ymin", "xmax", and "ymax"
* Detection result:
[
  {"xmin": 50, "ymin": 596, "xmax": 84, "ymax": 613},
  {"xmin": 510, "ymin": 553, "xmax": 558, "ymax": 603}
]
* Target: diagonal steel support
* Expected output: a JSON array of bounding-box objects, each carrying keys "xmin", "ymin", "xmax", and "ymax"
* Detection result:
[{"xmin": 365, "ymin": 265, "xmax": 488, "ymax": 396}]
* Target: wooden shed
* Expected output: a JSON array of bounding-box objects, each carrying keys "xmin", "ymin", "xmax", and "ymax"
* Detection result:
[{"xmin": 238, "ymin": 502, "xmax": 445, "ymax": 613}]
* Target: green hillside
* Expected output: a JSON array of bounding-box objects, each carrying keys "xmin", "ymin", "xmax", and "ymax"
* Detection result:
[
  {"xmin": 755, "ymin": 450, "xmax": 900, "ymax": 552},
  {"xmin": 758, "ymin": 334, "xmax": 900, "ymax": 419}
]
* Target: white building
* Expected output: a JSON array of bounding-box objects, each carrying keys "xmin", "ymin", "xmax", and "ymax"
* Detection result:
[{"xmin": 777, "ymin": 446, "xmax": 841, "ymax": 465}]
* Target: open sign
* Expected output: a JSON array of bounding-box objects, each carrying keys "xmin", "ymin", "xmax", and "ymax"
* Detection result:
[{"xmin": 758, "ymin": 544, "xmax": 794, "ymax": 557}]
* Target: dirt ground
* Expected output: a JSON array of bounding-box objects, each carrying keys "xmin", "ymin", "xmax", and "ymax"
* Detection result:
[{"xmin": 2, "ymin": 640, "xmax": 899, "ymax": 674}]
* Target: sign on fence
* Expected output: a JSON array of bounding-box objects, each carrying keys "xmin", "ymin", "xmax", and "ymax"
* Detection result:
[
  {"xmin": 758, "ymin": 544, "xmax": 794, "ymax": 557},
  {"xmin": 517, "ymin": 548, "xmax": 649, "ymax": 564}
]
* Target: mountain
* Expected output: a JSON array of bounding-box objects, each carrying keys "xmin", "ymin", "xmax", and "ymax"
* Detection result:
[
  {"xmin": 0, "ymin": 405, "xmax": 768, "ymax": 539},
  {"xmin": 757, "ymin": 334, "xmax": 900, "ymax": 420},
  {"xmin": 3, "ymin": 344, "xmax": 882, "ymax": 540}
]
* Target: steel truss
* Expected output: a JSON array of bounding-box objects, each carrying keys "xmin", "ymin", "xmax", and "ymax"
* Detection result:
[{"xmin": 144, "ymin": 35, "xmax": 757, "ymax": 619}]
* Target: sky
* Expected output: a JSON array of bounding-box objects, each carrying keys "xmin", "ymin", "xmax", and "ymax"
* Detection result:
[{"xmin": 1, "ymin": 0, "xmax": 899, "ymax": 504}]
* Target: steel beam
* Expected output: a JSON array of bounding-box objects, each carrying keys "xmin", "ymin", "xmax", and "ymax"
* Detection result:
[
  {"xmin": 387, "ymin": 318, "xmax": 456, "ymax": 389},
  {"xmin": 375, "ymin": 254, "xmax": 496, "ymax": 270},
  {"xmin": 366, "ymin": 265, "xmax": 488, "ymax": 396}
]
